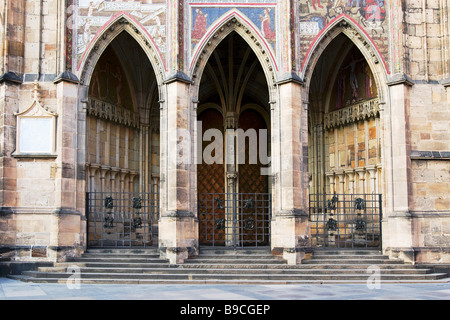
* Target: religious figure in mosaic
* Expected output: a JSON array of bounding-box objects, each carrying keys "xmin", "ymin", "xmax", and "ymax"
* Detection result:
[
  {"xmin": 364, "ymin": 0, "xmax": 386, "ymax": 26},
  {"xmin": 260, "ymin": 8, "xmax": 275, "ymax": 41},
  {"xmin": 192, "ymin": 9, "xmax": 208, "ymax": 41}
]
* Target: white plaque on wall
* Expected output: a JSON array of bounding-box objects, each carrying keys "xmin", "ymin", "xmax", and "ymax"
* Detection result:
[
  {"xmin": 18, "ymin": 117, "xmax": 54, "ymax": 154},
  {"xmin": 14, "ymin": 82, "xmax": 58, "ymax": 157}
]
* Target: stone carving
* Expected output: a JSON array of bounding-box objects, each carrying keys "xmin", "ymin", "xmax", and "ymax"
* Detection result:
[
  {"xmin": 324, "ymin": 98, "xmax": 379, "ymax": 130},
  {"xmin": 87, "ymin": 98, "xmax": 140, "ymax": 128}
]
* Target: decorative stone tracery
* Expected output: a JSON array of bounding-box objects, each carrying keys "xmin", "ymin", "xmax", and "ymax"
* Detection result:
[
  {"xmin": 324, "ymin": 98, "xmax": 380, "ymax": 130},
  {"xmin": 87, "ymin": 98, "xmax": 140, "ymax": 129}
]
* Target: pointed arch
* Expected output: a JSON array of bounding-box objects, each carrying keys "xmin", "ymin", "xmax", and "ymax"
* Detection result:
[
  {"xmin": 189, "ymin": 10, "xmax": 278, "ymax": 92},
  {"xmin": 302, "ymin": 14, "xmax": 389, "ymax": 103},
  {"xmin": 77, "ymin": 13, "xmax": 166, "ymax": 88}
]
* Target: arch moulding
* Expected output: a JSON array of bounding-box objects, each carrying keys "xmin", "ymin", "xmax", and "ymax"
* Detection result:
[
  {"xmin": 189, "ymin": 11, "xmax": 278, "ymax": 98},
  {"xmin": 76, "ymin": 13, "xmax": 167, "ymax": 89},
  {"xmin": 301, "ymin": 14, "xmax": 389, "ymax": 104}
]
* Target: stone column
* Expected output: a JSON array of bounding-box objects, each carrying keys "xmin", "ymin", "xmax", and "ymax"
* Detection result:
[
  {"xmin": 151, "ymin": 174, "xmax": 160, "ymax": 233},
  {"xmin": 0, "ymin": 74, "xmax": 21, "ymax": 259},
  {"xmin": 271, "ymin": 79, "xmax": 310, "ymax": 265},
  {"xmin": 345, "ymin": 169, "xmax": 355, "ymax": 194},
  {"xmin": 226, "ymin": 171, "xmax": 238, "ymax": 247},
  {"xmin": 110, "ymin": 168, "xmax": 120, "ymax": 193},
  {"xmin": 366, "ymin": 165, "xmax": 377, "ymax": 195},
  {"xmin": 151, "ymin": 174, "xmax": 160, "ymax": 195},
  {"xmin": 52, "ymin": 75, "xmax": 85, "ymax": 261},
  {"xmin": 355, "ymin": 168, "xmax": 366, "ymax": 194},
  {"xmin": 88, "ymin": 164, "xmax": 100, "ymax": 193},
  {"xmin": 224, "ymin": 112, "xmax": 238, "ymax": 247},
  {"xmin": 444, "ymin": 80, "xmax": 450, "ymax": 105},
  {"xmin": 383, "ymin": 77, "xmax": 414, "ymax": 262},
  {"xmin": 119, "ymin": 169, "xmax": 129, "ymax": 192},
  {"xmin": 100, "ymin": 166, "xmax": 109, "ymax": 194},
  {"xmin": 158, "ymin": 76, "xmax": 198, "ymax": 264},
  {"xmin": 326, "ymin": 172, "xmax": 335, "ymax": 194},
  {"xmin": 139, "ymin": 125, "xmax": 151, "ymax": 193},
  {"xmin": 335, "ymin": 170, "xmax": 345, "ymax": 195},
  {"xmin": 128, "ymin": 171, "xmax": 138, "ymax": 193},
  {"xmin": 376, "ymin": 164, "xmax": 383, "ymax": 195}
]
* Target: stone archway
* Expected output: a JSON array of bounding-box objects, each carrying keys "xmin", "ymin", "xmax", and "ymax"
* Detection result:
[
  {"xmin": 195, "ymin": 31, "xmax": 272, "ymax": 248},
  {"xmin": 78, "ymin": 17, "xmax": 164, "ymax": 248},
  {"xmin": 78, "ymin": 14, "xmax": 166, "ymax": 89},
  {"xmin": 303, "ymin": 18, "xmax": 389, "ymax": 249},
  {"xmin": 190, "ymin": 12, "xmax": 278, "ymax": 94}
]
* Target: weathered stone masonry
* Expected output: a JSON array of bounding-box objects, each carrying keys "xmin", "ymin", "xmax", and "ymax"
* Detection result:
[{"xmin": 0, "ymin": 0, "xmax": 448, "ymax": 265}]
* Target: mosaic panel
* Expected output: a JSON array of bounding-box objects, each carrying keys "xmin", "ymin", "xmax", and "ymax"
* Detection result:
[
  {"xmin": 73, "ymin": 0, "xmax": 166, "ymax": 70},
  {"xmin": 298, "ymin": 0, "xmax": 389, "ymax": 72},
  {"xmin": 189, "ymin": 4, "xmax": 277, "ymax": 56}
]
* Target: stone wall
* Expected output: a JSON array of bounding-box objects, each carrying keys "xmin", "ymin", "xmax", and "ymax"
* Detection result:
[
  {"xmin": 404, "ymin": 0, "xmax": 449, "ymax": 81},
  {"xmin": 0, "ymin": 0, "xmax": 449, "ymax": 265},
  {"xmin": 0, "ymin": 0, "xmax": 85, "ymax": 261},
  {"xmin": 407, "ymin": 83, "xmax": 450, "ymax": 262}
]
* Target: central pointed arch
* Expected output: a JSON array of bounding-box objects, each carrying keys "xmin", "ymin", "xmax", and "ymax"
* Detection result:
[
  {"xmin": 189, "ymin": 10, "xmax": 278, "ymax": 95},
  {"xmin": 195, "ymin": 22, "xmax": 273, "ymax": 248}
]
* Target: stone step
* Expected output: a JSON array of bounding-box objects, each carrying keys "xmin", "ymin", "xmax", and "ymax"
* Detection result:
[
  {"xmin": 34, "ymin": 266, "xmax": 433, "ymax": 275},
  {"xmin": 9, "ymin": 248, "xmax": 449, "ymax": 285},
  {"xmin": 50, "ymin": 261, "xmax": 422, "ymax": 271},
  {"xmin": 10, "ymin": 274, "xmax": 450, "ymax": 285},
  {"xmin": 198, "ymin": 247, "xmax": 271, "ymax": 255},
  {"xmin": 178, "ymin": 263, "xmax": 420, "ymax": 270},
  {"xmin": 49, "ymin": 261, "xmax": 421, "ymax": 270},
  {"xmin": 308, "ymin": 254, "xmax": 390, "ymax": 260},
  {"xmin": 81, "ymin": 253, "xmax": 161, "ymax": 259},
  {"xmin": 53, "ymin": 262, "xmax": 172, "ymax": 268},
  {"xmin": 86, "ymin": 248, "xmax": 159, "ymax": 254},
  {"xmin": 187, "ymin": 254, "xmax": 280, "ymax": 263},
  {"xmin": 66, "ymin": 257, "xmax": 169, "ymax": 264},
  {"xmin": 312, "ymin": 250, "xmax": 382, "ymax": 255},
  {"xmin": 184, "ymin": 258, "xmax": 286, "ymax": 264},
  {"xmin": 302, "ymin": 258, "xmax": 405, "ymax": 264},
  {"xmin": 18, "ymin": 271, "xmax": 448, "ymax": 281}
]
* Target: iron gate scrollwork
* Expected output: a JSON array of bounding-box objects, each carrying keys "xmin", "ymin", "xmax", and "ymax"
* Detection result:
[
  {"xmin": 86, "ymin": 192, "xmax": 159, "ymax": 248},
  {"xmin": 309, "ymin": 194, "xmax": 382, "ymax": 249},
  {"xmin": 198, "ymin": 193, "xmax": 271, "ymax": 248}
]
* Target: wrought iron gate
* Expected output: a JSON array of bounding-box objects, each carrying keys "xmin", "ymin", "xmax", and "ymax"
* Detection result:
[
  {"xmin": 198, "ymin": 193, "xmax": 271, "ymax": 248},
  {"xmin": 86, "ymin": 192, "xmax": 159, "ymax": 248},
  {"xmin": 309, "ymin": 194, "xmax": 382, "ymax": 249}
]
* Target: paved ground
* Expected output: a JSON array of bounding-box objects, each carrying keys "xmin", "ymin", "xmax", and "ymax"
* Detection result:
[{"xmin": 1, "ymin": 277, "xmax": 450, "ymax": 300}]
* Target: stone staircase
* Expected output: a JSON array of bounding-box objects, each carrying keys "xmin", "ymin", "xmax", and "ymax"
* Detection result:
[{"xmin": 8, "ymin": 247, "xmax": 449, "ymax": 284}]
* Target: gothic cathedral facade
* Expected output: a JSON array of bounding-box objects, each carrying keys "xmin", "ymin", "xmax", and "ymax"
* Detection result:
[{"xmin": 0, "ymin": 0, "xmax": 449, "ymax": 265}]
